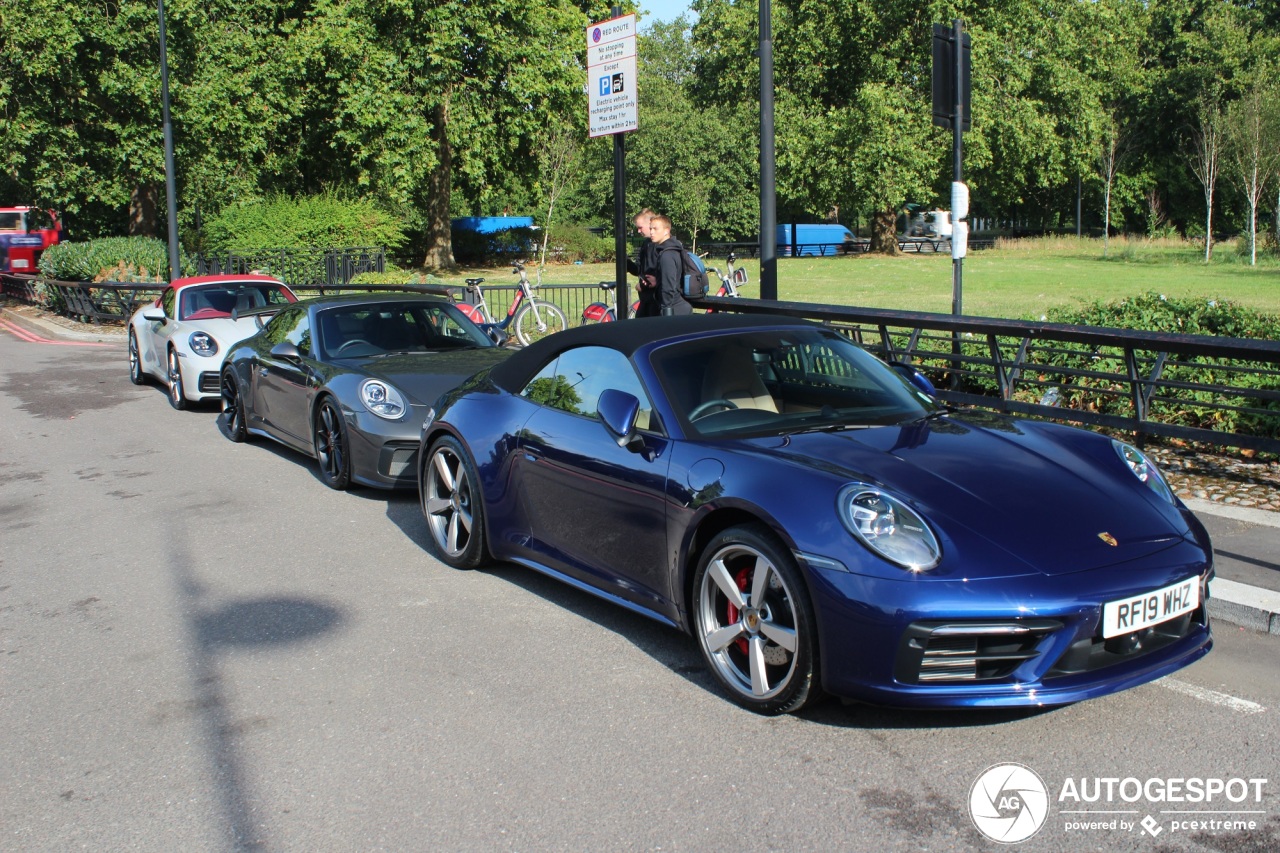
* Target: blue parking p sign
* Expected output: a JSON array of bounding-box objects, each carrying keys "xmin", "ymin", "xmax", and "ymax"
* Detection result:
[{"xmin": 599, "ymin": 76, "xmax": 611, "ymax": 96}]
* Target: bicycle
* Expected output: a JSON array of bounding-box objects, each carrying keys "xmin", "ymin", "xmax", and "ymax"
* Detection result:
[
  {"xmin": 456, "ymin": 261, "xmax": 567, "ymax": 346},
  {"xmin": 580, "ymin": 281, "xmax": 639, "ymax": 324},
  {"xmin": 705, "ymin": 252, "xmax": 749, "ymax": 299}
]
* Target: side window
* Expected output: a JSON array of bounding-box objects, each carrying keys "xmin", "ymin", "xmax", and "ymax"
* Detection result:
[
  {"xmin": 286, "ymin": 313, "xmax": 312, "ymax": 356},
  {"xmin": 161, "ymin": 287, "xmax": 176, "ymax": 318},
  {"xmin": 261, "ymin": 307, "xmax": 312, "ymax": 356},
  {"xmin": 521, "ymin": 346, "xmax": 655, "ymax": 428}
]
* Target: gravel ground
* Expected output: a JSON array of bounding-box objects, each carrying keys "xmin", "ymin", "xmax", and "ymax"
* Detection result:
[{"xmin": 6, "ymin": 299, "xmax": 1277, "ymax": 512}]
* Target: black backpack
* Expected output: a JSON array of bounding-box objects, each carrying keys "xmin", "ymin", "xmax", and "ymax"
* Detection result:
[{"xmin": 662, "ymin": 244, "xmax": 709, "ymax": 298}]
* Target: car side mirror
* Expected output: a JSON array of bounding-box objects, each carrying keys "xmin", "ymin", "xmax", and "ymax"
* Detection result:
[
  {"xmin": 598, "ymin": 389, "xmax": 645, "ymax": 452},
  {"xmin": 142, "ymin": 308, "xmax": 165, "ymax": 323},
  {"xmin": 270, "ymin": 342, "xmax": 302, "ymax": 361},
  {"xmin": 891, "ymin": 362, "xmax": 937, "ymax": 398}
]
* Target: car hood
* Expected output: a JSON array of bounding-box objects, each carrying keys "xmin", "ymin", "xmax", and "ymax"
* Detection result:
[
  {"xmin": 351, "ymin": 348, "xmax": 513, "ymax": 405},
  {"xmin": 745, "ymin": 413, "xmax": 1194, "ymax": 577}
]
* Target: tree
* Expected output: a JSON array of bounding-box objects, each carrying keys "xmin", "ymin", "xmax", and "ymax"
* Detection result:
[
  {"xmin": 1223, "ymin": 75, "xmax": 1280, "ymax": 265},
  {"xmin": 1187, "ymin": 90, "xmax": 1224, "ymax": 260},
  {"xmin": 1096, "ymin": 108, "xmax": 1130, "ymax": 257}
]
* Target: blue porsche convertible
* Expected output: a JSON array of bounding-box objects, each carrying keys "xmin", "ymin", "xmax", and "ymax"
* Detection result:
[{"xmin": 417, "ymin": 314, "xmax": 1212, "ymax": 714}]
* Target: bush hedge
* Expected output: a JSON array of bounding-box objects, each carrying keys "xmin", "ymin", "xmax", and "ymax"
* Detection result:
[
  {"xmin": 204, "ymin": 193, "xmax": 407, "ymax": 255},
  {"xmin": 37, "ymin": 237, "xmax": 185, "ymax": 282}
]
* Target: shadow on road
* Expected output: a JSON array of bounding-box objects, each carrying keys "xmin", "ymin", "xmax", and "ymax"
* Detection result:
[{"xmin": 166, "ymin": 520, "xmax": 347, "ymax": 851}]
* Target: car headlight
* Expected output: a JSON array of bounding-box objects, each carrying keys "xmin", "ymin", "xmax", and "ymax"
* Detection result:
[
  {"xmin": 838, "ymin": 483, "xmax": 941, "ymax": 572},
  {"xmin": 188, "ymin": 331, "xmax": 218, "ymax": 357},
  {"xmin": 360, "ymin": 379, "xmax": 406, "ymax": 420},
  {"xmin": 1113, "ymin": 440, "xmax": 1175, "ymax": 503}
]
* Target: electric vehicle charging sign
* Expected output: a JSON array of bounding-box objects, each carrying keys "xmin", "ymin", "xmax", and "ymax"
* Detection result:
[{"xmin": 587, "ymin": 14, "xmax": 638, "ymax": 137}]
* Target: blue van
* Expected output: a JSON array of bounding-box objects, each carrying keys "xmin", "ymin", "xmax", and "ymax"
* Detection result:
[{"xmin": 776, "ymin": 224, "xmax": 856, "ymax": 257}]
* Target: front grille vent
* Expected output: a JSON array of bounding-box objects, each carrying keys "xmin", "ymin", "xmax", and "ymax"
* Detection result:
[
  {"xmin": 198, "ymin": 372, "xmax": 221, "ymax": 394},
  {"xmin": 896, "ymin": 620, "xmax": 1062, "ymax": 684}
]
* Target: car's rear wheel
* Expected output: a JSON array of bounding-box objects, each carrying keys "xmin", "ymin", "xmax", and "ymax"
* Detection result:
[
  {"xmin": 128, "ymin": 329, "xmax": 146, "ymax": 385},
  {"xmin": 313, "ymin": 398, "xmax": 352, "ymax": 490},
  {"xmin": 693, "ymin": 524, "xmax": 822, "ymax": 715},
  {"xmin": 421, "ymin": 436, "xmax": 489, "ymax": 569},
  {"xmin": 220, "ymin": 368, "xmax": 249, "ymax": 443},
  {"xmin": 166, "ymin": 348, "xmax": 188, "ymax": 410}
]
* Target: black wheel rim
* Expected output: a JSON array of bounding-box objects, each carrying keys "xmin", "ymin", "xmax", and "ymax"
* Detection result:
[
  {"xmin": 316, "ymin": 404, "xmax": 346, "ymax": 482},
  {"xmin": 221, "ymin": 374, "xmax": 241, "ymax": 434}
]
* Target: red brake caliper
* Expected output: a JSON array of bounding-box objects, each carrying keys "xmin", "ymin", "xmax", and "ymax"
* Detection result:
[{"xmin": 724, "ymin": 568, "xmax": 751, "ymax": 655}]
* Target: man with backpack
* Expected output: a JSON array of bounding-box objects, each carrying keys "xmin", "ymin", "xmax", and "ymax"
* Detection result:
[{"xmin": 640, "ymin": 214, "xmax": 695, "ymax": 317}]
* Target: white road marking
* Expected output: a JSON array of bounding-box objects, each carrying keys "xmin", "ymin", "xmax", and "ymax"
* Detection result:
[{"xmin": 1157, "ymin": 677, "xmax": 1266, "ymax": 714}]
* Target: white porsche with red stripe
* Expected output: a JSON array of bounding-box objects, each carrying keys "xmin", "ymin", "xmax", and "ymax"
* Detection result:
[{"xmin": 128, "ymin": 275, "xmax": 297, "ymax": 409}]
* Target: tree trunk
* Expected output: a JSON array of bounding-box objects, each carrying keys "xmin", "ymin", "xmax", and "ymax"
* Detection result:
[
  {"xmin": 421, "ymin": 103, "xmax": 456, "ymax": 271},
  {"xmin": 868, "ymin": 206, "xmax": 899, "ymax": 254},
  {"xmin": 129, "ymin": 183, "xmax": 159, "ymax": 237}
]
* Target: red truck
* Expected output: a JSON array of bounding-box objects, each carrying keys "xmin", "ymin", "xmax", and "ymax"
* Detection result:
[{"xmin": 0, "ymin": 207, "xmax": 62, "ymax": 273}]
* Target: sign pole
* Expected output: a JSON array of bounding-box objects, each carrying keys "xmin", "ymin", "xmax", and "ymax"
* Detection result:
[
  {"xmin": 951, "ymin": 18, "xmax": 964, "ymax": 319},
  {"xmin": 587, "ymin": 9, "xmax": 639, "ymax": 320}
]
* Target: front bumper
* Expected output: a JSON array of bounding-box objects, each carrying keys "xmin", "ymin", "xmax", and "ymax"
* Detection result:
[
  {"xmin": 343, "ymin": 403, "xmax": 429, "ymax": 490},
  {"xmin": 803, "ymin": 541, "xmax": 1213, "ymax": 708}
]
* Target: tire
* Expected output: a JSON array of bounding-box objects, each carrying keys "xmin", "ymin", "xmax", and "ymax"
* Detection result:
[
  {"xmin": 220, "ymin": 368, "xmax": 249, "ymax": 443},
  {"xmin": 420, "ymin": 435, "xmax": 490, "ymax": 569},
  {"xmin": 313, "ymin": 398, "xmax": 352, "ymax": 490},
  {"xmin": 166, "ymin": 348, "xmax": 188, "ymax": 410},
  {"xmin": 692, "ymin": 524, "xmax": 823, "ymax": 715},
  {"xmin": 128, "ymin": 329, "xmax": 146, "ymax": 385},
  {"xmin": 512, "ymin": 301, "xmax": 567, "ymax": 346}
]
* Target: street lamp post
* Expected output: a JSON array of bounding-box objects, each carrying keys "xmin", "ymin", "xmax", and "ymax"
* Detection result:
[
  {"xmin": 758, "ymin": 0, "xmax": 777, "ymax": 300},
  {"xmin": 158, "ymin": 0, "xmax": 181, "ymax": 281}
]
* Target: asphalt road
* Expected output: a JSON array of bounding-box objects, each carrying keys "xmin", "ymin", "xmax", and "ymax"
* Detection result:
[{"xmin": 1, "ymin": 331, "xmax": 1276, "ymax": 852}]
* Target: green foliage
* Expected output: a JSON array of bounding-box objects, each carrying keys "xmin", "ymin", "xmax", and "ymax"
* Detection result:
[
  {"xmin": 543, "ymin": 226, "xmax": 614, "ymax": 264},
  {"xmin": 1039, "ymin": 292, "xmax": 1280, "ymax": 438},
  {"xmin": 524, "ymin": 374, "xmax": 582, "ymax": 412},
  {"xmin": 203, "ymin": 194, "xmax": 407, "ymax": 254},
  {"xmin": 37, "ymin": 238, "xmax": 184, "ymax": 282},
  {"xmin": 348, "ymin": 270, "xmax": 445, "ymax": 286}
]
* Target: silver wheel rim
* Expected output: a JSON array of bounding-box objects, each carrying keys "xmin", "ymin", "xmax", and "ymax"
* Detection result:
[
  {"xmin": 516, "ymin": 304, "xmax": 565, "ymax": 346},
  {"xmin": 423, "ymin": 445, "xmax": 473, "ymax": 558},
  {"xmin": 315, "ymin": 403, "xmax": 346, "ymax": 482},
  {"xmin": 129, "ymin": 333, "xmax": 139, "ymax": 379},
  {"xmin": 167, "ymin": 351, "xmax": 183, "ymax": 403},
  {"xmin": 697, "ymin": 543, "xmax": 800, "ymax": 701}
]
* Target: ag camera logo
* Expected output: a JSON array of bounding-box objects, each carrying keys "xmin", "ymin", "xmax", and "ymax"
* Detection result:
[{"xmin": 969, "ymin": 763, "xmax": 1049, "ymax": 843}]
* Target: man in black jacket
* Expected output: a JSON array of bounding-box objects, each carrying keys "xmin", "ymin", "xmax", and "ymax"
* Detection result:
[{"xmin": 641, "ymin": 214, "xmax": 693, "ymax": 317}]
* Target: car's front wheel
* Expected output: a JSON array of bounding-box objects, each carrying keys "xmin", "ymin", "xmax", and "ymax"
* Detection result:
[
  {"xmin": 421, "ymin": 436, "xmax": 489, "ymax": 569},
  {"xmin": 693, "ymin": 524, "xmax": 823, "ymax": 715},
  {"xmin": 313, "ymin": 398, "xmax": 352, "ymax": 490},
  {"xmin": 166, "ymin": 348, "xmax": 188, "ymax": 410},
  {"xmin": 128, "ymin": 329, "xmax": 146, "ymax": 385},
  {"xmin": 220, "ymin": 368, "xmax": 249, "ymax": 443}
]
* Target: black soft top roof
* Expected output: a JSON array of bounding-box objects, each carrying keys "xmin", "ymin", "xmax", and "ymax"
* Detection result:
[{"xmin": 489, "ymin": 312, "xmax": 819, "ymax": 393}]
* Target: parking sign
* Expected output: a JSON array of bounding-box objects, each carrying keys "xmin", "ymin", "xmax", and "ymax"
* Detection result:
[{"xmin": 586, "ymin": 14, "xmax": 638, "ymax": 137}]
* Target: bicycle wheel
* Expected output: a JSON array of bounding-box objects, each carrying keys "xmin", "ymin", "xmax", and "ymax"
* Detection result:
[{"xmin": 513, "ymin": 301, "xmax": 567, "ymax": 345}]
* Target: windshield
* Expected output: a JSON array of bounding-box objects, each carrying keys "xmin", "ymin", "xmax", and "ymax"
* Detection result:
[
  {"xmin": 178, "ymin": 282, "xmax": 295, "ymax": 320},
  {"xmin": 317, "ymin": 300, "xmax": 493, "ymax": 359},
  {"xmin": 651, "ymin": 327, "xmax": 938, "ymax": 438}
]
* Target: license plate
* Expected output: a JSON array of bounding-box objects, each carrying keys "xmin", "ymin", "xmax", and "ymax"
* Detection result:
[{"xmin": 1102, "ymin": 577, "xmax": 1199, "ymax": 639}]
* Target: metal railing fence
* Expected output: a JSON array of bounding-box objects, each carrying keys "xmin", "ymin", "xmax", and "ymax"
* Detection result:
[{"xmin": 697, "ymin": 295, "xmax": 1280, "ymax": 454}]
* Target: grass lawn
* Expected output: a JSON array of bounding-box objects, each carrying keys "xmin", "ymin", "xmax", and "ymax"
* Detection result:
[{"xmin": 426, "ymin": 236, "xmax": 1280, "ymax": 321}]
